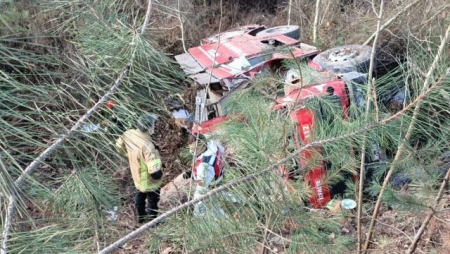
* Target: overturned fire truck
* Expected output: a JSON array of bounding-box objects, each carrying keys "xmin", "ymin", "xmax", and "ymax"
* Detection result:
[{"xmin": 175, "ymin": 24, "xmax": 383, "ymax": 208}]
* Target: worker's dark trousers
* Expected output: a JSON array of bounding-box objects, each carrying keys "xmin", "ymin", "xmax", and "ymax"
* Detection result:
[{"xmin": 135, "ymin": 188, "xmax": 160, "ymax": 223}]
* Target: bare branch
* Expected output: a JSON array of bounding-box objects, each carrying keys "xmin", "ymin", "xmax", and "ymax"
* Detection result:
[
  {"xmin": 313, "ymin": 0, "xmax": 322, "ymax": 44},
  {"xmin": 287, "ymin": 0, "xmax": 292, "ymax": 26},
  {"xmin": 380, "ymin": 78, "xmax": 445, "ymax": 125},
  {"xmin": 140, "ymin": 0, "xmax": 153, "ymax": 34},
  {"xmin": 1, "ymin": 66, "xmax": 130, "ymax": 254},
  {"xmin": 357, "ymin": 1, "xmax": 384, "ymax": 251},
  {"xmin": 364, "ymin": 0, "xmax": 422, "ymax": 45},
  {"xmin": 407, "ymin": 166, "xmax": 450, "ymax": 253},
  {"xmin": 177, "ymin": 0, "xmax": 187, "ymax": 53}
]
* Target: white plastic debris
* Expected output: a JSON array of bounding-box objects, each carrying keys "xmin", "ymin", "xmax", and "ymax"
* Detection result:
[
  {"xmin": 340, "ymin": 199, "xmax": 357, "ymax": 210},
  {"xmin": 105, "ymin": 206, "xmax": 119, "ymax": 221},
  {"xmin": 80, "ymin": 123, "xmax": 101, "ymax": 133},
  {"xmin": 172, "ymin": 109, "xmax": 191, "ymax": 119}
]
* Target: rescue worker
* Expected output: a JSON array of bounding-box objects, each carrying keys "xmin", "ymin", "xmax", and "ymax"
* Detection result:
[
  {"xmin": 184, "ymin": 134, "xmax": 226, "ymax": 217},
  {"xmin": 116, "ymin": 113, "xmax": 163, "ymax": 223}
]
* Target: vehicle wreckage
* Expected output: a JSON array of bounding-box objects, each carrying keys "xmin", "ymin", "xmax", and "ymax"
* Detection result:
[{"xmin": 175, "ymin": 24, "xmax": 406, "ymax": 208}]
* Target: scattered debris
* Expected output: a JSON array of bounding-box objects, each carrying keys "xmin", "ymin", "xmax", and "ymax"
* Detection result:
[
  {"xmin": 341, "ymin": 199, "xmax": 357, "ymax": 210},
  {"xmin": 341, "ymin": 223, "xmax": 351, "ymax": 234},
  {"xmin": 328, "ymin": 232, "xmax": 336, "ymax": 243},
  {"xmin": 80, "ymin": 123, "xmax": 101, "ymax": 133},
  {"xmin": 269, "ymin": 235, "xmax": 287, "ymax": 247},
  {"xmin": 326, "ymin": 199, "xmax": 342, "ymax": 214},
  {"xmin": 105, "ymin": 206, "xmax": 119, "ymax": 221},
  {"xmin": 153, "ymin": 118, "xmax": 189, "ymax": 186},
  {"xmin": 161, "ymin": 247, "xmax": 174, "ymax": 254}
]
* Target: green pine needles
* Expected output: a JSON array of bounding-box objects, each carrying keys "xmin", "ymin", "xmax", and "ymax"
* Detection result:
[{"xmin": 1, "ymin": 0, "xmax": 450, "ymax": 253}]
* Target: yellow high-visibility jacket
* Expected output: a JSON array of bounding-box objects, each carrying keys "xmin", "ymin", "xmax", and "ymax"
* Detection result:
[{"xmin": 116, "ymin": 129, "xmax": 163, "ymax": 192}]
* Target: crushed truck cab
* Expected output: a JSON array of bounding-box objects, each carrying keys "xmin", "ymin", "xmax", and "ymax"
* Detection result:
[
  {"xmin": 176, "ymin": 24, "xmax": 381, "ymax": 208},
  {"xmin": 175, "ymin": 25, "xmax": 319, "ymax": 134},
  {"xmin": 275, "ymin": 79, "xmax": 351, "ymax": 207}
]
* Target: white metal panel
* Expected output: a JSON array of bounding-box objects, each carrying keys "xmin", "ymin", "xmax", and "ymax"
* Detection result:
[{"xmin": 175, "ymin": 53, "xmax": 204, "ymax": 75}]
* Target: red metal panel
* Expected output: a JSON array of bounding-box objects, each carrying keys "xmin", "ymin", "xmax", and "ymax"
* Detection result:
[
  {"xmin": 292, "ymin": 108, "xmax": 315, "ymax": 143},
  {"xmin": 278, "ymin": 80, "xmax": 349, "ymax": 112},
  {"xmin": 192, "ymin": 36, "xmax": 267, "ymax": 68},
  {"xmin": 308, "ymin": 59, "xmax": 324, "ymax": 71},
  {"xmin": 188, "ymin": 47, "xmax": 215, "ymax": 68},
  {"xmin": 291, "ymin": 105, "xmax": 332, "ymax": 207},
  {"xmin": 306, "ymin": 166, "xmax": 331, "ymax": 208},
  {"xmin": 227, "ymin": 34, "xmax": 269, "ymax": 56},
  {"xmin": 192, "ymin": 116, "xmax": 229, "ymax": 134},
  {"xmin": 189, "ymin": 34, "xmax": 313, "ymax": 70},
  {"xmin": 188, "ymin": 44, "xmax": 230, "ymax": 68},
  {"xmin": 210, "ymin": 66, "xmax": 235, "ymax": 79}
]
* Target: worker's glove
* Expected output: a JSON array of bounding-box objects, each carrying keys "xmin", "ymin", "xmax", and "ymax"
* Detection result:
[
  {"xmin": 182, "ymin": 171, "xmax": 192, "ymax": 179},
  {"xmin": 150, "ymin": 169, "xmax": 163, "ymax": 180}
]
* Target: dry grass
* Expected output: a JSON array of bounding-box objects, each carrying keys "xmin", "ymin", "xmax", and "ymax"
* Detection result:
[{"xmin": 151, "ymin": 0, "xmax": 449, "ymax": 58}]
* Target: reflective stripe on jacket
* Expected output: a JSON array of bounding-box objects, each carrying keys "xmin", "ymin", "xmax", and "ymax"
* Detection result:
[{"xmin": 116, "ymin": 129, "xmax": 162, "ymax": 192}]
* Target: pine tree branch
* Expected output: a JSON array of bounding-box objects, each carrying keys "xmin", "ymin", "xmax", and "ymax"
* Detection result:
[
  {"xmin": 181, "ymin": 0, "xmax": 224, "ymax": 251},
  {"xmin": 362, "ymin": 24, "xmax": 450, "ymax": 253},
  {"xmin": 259, "ymin": 213, "xmax": 272, "ymax": 254},
  {"xmin": 97, "ymin": 70, "xmax": 448, "ymax": 253},
  {"xmin": 357, "ymin": 2, "xmax": 384, "ymax": 252},
  {"xmin": 97, "ymin": 125, "xmax": 380, "ymax": 254},
  {"xmin": 1, "ymin": 65, "xmax": 130, "ymax": 254},
  {"xmin": 407, "ymin": 166, "xmax": 450, "ymax": 253},
  {"xmin": 0, "ymin": 1, "xmax": 156, "ymax": 251},
  {"xmin": 363, "ymin": 0, "xmax": 422, "ymax": 45},
  {"xmin": 380, "ymin": 78, "xmax": 445, "ymax": 125}
]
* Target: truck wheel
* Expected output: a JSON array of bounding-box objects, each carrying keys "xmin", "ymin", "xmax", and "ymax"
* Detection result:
[
  {"xmin": 256, "ymin": 25, "xmax": 301, "ymax": 40},
  {"xmin": 312, "ymin": 45, "xmax": 372, "ymax": 73}
]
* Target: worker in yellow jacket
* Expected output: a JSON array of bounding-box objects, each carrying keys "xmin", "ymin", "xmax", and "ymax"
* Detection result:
[{"xmin": 116, "ymin": 114, "xmax": 163, "ymax": 223}]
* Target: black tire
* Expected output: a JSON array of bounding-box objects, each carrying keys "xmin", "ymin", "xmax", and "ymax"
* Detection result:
[
  {"xmin": 312, "ymin": 45, "xmax": 372, "ymax": 73},
  {"xmin": 256, "ymin": 25, "xmax": 301, "ymax": 40}
]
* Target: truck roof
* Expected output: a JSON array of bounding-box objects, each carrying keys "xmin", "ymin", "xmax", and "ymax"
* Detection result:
[{"xmin": 175, "ymin": 25, "xmax": 319, "ymax": 83}]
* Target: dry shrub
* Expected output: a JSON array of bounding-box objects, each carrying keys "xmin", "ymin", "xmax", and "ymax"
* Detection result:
[
  {"xmin": 152, "ymin": 0, "xmax": 287, "ymax": 54},
  {"xmin": 151, "ymin": 0, "xmax": 449, "ymax": 59}
]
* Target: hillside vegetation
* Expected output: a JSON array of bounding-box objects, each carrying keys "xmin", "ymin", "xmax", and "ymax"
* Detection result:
[{"xmin": 0, "ymin": 0, "xmax": 449, "ymax": 253}]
